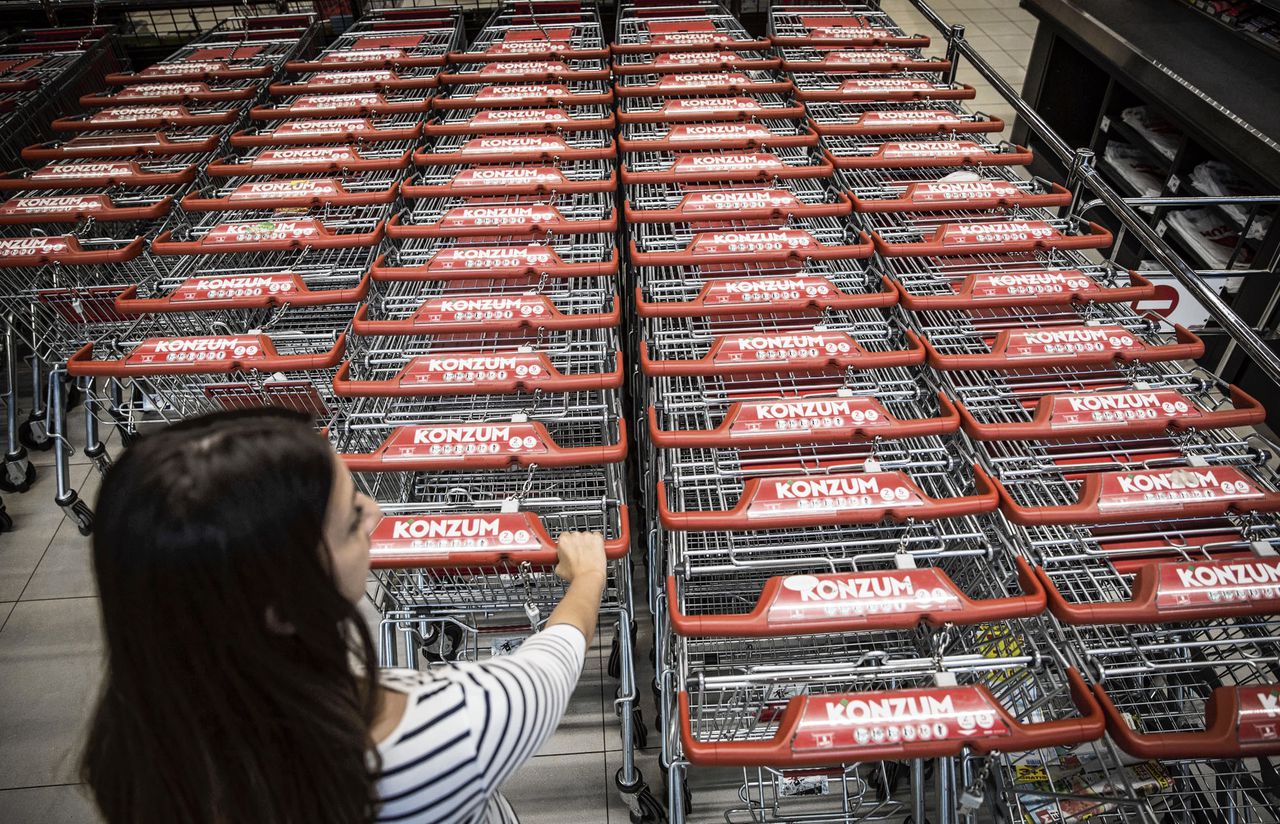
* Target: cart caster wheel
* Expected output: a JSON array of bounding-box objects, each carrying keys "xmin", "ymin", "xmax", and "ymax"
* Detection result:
[
  {"xmin": 661, "ymin": 771, "xmax": 693, "ymax": 816},
  {"xmin": 61, "ymin": 497, "xmax": 92, "ymax": 536},
  {"xmin": 608, "ymin": 635, "xmax": 621, "ymax": 679},
  {"xmin": 0, "ymin": 458, "xmax": 35, "ymax": 493},
  {"xmin": 118, "ymin": 428, "xmax": 137, "ymax": 449},
  {"xmin": 616, "ymin": 769, "xmax": 666, "ymax": 824},
  {"xmin": 66, "ymin": 384, "xmax": 84, "ymax": 411},
  {"xmin": 420, "ymin": 623, "xmax": 463, "ymax": 663},
  {"xmin": 0, "ymin": 507, "xmax": 12, "ymax": 532},
  {"xmin": 18, "ymin": 416, "xmax": 52, "ymax": 451}
]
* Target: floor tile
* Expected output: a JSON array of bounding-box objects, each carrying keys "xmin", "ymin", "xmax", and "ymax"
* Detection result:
[
  {"xmin": 976, "ymin": 19, "xmax": 1029, "ymax": 37},
  {"xmin": 0, "ymin": 459, "xmax": 82, "ymax": 601},
  {"xmin": 0, "ymin": 784, "xmax": 101, "ymax": 824},
  {"xmin": 0, "ymin": 597, "xmax": 102, "ymax": 789},
  {"xmin": 961, "ymin": 8, "xmax": 1014, "ymax": 23},
  {"xmin": 502, "ymin": 751, "xmax": 611, "ymax": 824},
  {"xmin": 0, "ymin": 602, "xmax": 12, "ymax": 631},
  {"xmin": 19, "ymin": 519, "xmax": 94, "ymax": 602}
]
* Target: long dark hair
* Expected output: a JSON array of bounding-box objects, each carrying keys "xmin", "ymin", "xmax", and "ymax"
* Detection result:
[{"xmin": 83, "ymin": 409, "xmax": 381, "ymax": 824}]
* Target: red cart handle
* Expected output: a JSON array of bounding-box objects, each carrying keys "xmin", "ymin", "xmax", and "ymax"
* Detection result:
[
  {"xmin": 795, "ymin": 79, "xmax": 975, "ymax": 103},
  {"xmin": 874, "ymin": 219, "xmax": 1113, "ymax": 258},
  {"xmin": 0, "ymin": 235, "xmax": 144, "ymax": 267},
  {"xmin": 1040, "ymin": 552, "xmax": 1280, "ymax": 625},
  {"xmin": 81, "ymin": 82, "xmax": 254, "ymax": 106},
  {"xmin": 659, "ymin": 462, "xmax": 998, "ymax": 531},
  {"xmin": 611, "ymin": 53, "xmax": 781, "ymax": 75},
  {"xmin": 114, "ymin": 272, "xmax": 371, "ymax": 314},
  {"xmin": 53, "ymin": 106, "xmax": 238, "ymax": 131},
  {"xmin": 679, "ymin": 669, "xmax": 1101, "ymax": 767},
  {"xmin": 617, "ymin": 121, "xmax": 820, "ymax": 153},
  {"xmin": 629, "ymin": 228, "xmax": 873, "ymax": 267},
  {"xmin": 641, "ymin": 328, "xmax": 925, "ymax": 376},
  {"xmin": 770, "ymin": 32, "xmax": 931, "ymax": 49},
  {"xmin": 826, "ymin": 141, "xmax": 1034, "ymax": 170},
  {"xmin": 423, "ymin": 108, "xmax": 616, "ymax": 136},
  {"xmin": 614, "ymin": 73, "xmax": 793, "ymax": 98},
  {"xmin": 621, "ymin": 151, "xmax": 835, "ymax": 185},
  {"xmin": 206, "ymin": 145, "xmax": 411, "ymax": 175},
  {"xmin": 432, "ymin": 84, "xmax": 613, "ymax": 109},
  {"xmin": 925, "ymin": 323, "xmax": 1205, "ymax": 371},
  {"xmin": 340, "ymin": 419, "xmax": 626, "ymax": 472},
  {"xmin": 959, "ymin": 383, "xmax": 1265, "ymax": 441},
  {"xmin": 617, "ymin": 97, "xmax": 806, "ymax": 124},
  {"xmin": 668, "ymin": 555, "xmax": 1044, "ymax": 637},
  {"xmin": 251, "ymin": 92, "xmax": 429, "ymax": 120},
  {"xmin": 152, "ymin": 218, "xmax": 385, "ymax": 254},
  {"xmin": 369, "ymin": 245, "xmax": 619, "ymax": 281},
  {"xmin": 816, "ymin": 109, "xmax": 1003, "ymax": 137},
  {"xmin": 853, "ymin": 180, "xmax": 1072, "ymax": 214},
  {"xmin": 332, "ymin": 350, "xmax": 625, "ymax": 397},
  {"xmin": 636, "ymin": 273, "xmax": 897, "ymax": 317},
  {"xmin": 368, "ymin": 505, "xmax": 630, "ymax": 568},
  {"xmin": 893, "ymin": 270, "xmax": 1155, "ymax": 311},
  {"xmin": 625, "ymin": 188, "xmax": 851, "ymax": 224},
  {"xmin": 230, "ymin": 118, "xmax": 422, "ymax": 147},
  {"xmin": 1096, "ymin": 683, "xmax": 1280, "ymax": 760},
  {"xmin": 610, "ymin": 37, "xmax": 772, "ymax": 54},
  {"xmin": 106, "ymin": 61, "xmax": 272, "ymax": 82},
  {"xmin": 403, "ymin": 166, "xmax": 617, "ymax": 198},
  {"xmin": 996, "ymin": 464, "xmax": 1280, "ymax": 526},
  {"xmin": 352, "ymin": 293, "xmax": 619, "ymax": 334},
  {"xmin": 67, "ymin": 333, "xmax": 347, "ymax": 377},
  {"xmin": 648, "ymin": 390, "xmax": 958, "ymax": 448},
  {"xmin": 21, "ymin": 132, "xmax": 220, "ymax": 162},
  {"xmin": 385, "ymin": 206, "xmax": 618, "ymax": 239},
  {"xmin": 285, "ymin": 53, "xmax": 446, "ymax": 72},
  {"xmin": 269, "ymin": 69, "xmax": 438, "ymax": 96},
  {"xmin": 782, "ymin": 50, "xmax": 949, "ymax": 73},
  {"xmin": 439, "ymin": 61, "xmax": 611, "ymax": 84},
  {"xmin": 182, "ymin": 179, "xmax": 398, "ymax": 211},
  {"xmin": 0, "ymin": 193, "xmax": 172, "ymax": 224},
  {"xmin": 413, "ymin": 134, "xmax": 617, "ymax": 166},
  {"xmin": 0, "ymin": 161, "xmax": 197, "ymax": 191}
]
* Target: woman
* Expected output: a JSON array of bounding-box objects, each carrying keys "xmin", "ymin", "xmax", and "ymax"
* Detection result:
[{"xmin": 82, "ymin": 408, "xmax": 607, "ymax": 824}]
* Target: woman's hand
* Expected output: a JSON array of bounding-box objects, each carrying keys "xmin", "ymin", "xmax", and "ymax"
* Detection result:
[{"xmin": 553, "ymin": 531, "xmax": 607, "ymax": 586}]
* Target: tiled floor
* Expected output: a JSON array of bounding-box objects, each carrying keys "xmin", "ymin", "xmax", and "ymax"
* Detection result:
[{"xmin": 0, "ymin": 2, "xmax": 1038, "ymax": 822}]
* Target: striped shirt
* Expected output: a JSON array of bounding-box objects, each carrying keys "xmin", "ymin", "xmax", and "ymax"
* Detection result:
[{"xmin": 373, "ymin": 624, "xmax": 587, "ymax": 823}]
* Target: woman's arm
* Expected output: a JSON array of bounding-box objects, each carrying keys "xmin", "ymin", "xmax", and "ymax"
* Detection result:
[{"xmin": 545, "ymin": 530, "xmax": 608, "ymax": 642}]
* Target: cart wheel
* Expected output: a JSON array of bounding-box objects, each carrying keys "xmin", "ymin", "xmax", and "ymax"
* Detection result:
[
  {"xmin": 616, "ymin": 768, "xmax": 667, "ymax": 824},
  {"xmin": 18, "ymin": 415, "xmax": 52, "ymax": 452},
  {"xmin": 0, "ymin": 506, "xmax": 12, "ymax": 533},
  {"xmin": 118, "ymin": 427, "xmax": 137, "ymax": 449},
  {"xmin": 629, "ymin": 706, "xmax": 647, "ymax": 750},
  {"xmin": 421, "ymin": 622, "xmax": 463, "ymax": 663},
  {"xmin": 608, "ymin": 635, "xmax": 621, "ymax": 679},
  {"xmin": 0, "ymin": 459, "xmax": 35, "ymax": 493},
  {"xmin": 66, "ymin": 384, "xmax": 84, "ymax": 411},
  {"xmin": 660, "ymin": 771, "xmax": 693, "ymax": 816},
  {"xmin": 64, "ymin": 498, "xmax": 93, "ymax": 536}
]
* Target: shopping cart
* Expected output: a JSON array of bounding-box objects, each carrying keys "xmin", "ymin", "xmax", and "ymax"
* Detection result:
[
  {"xmin": 613, "ymin": 11, "xmax": 770, "ymax": 53},
  {"xmin": 180, "ymin": 171, "xmax": 402, "ymax": 211},
  {"xmin": 452, "ymin": 23, "xmax": 608, "ymax": 62},
  {"xmin": 372, "ymin": 233, "xmax": 619, "ymax": 281},
  {"xmin": 628, "ymin": 216, "xmax": 872, "ymax": 266},
  {"xmin": 414, "ymin": 130, "xmax": 616, "ymax": 166},
  {"xmin": 404, "ymin": 159, "xmax": 615, "ymax": 197},
  {"xmin": 268, "ymin": 65, "xmax": 442, "ymax": 96},
  {"xmin": 864, "ymin": 211, "xmax": 1114, "ymax": 257},
  {"xmin": 21, "ymin": 128, "xmax": 225, "ymax": 162},
  {"xmin": 778, "ymin": 45, "xmax": 951, "ymax": 74},
  {"xmin": 621, "ymin": 147, "xmax": 835, "ymax": 184},
  {"xmin": 618, "ymin": 118, "xmax": 820, "ymax": 152},
  {"xmin": 425, "ymin": 104, "xmax": 615, "ymax": 135},
  {"xmin": 0, "ymin": 156, "xmax": 202, "ymax": 192},
  {"xmin": 285, "ymin": 29, "xmax": 457, "ymax": 72},
  {"xmin": 151, "ymin": 206, "xmax": 387, "ymax": 255},
  {"xmin": 614, "ymin": 69, "xmax": 793, "ymax": 97},
  {"xmin": 229, "ymin": 114, "xmax": 423, "ymax": 147},
  {"xmin": 439, "ymin": 57, "xmax": 611, "ymax": 84},
  {"xmin": 50, "ymin": 103, "xmax": 243, "ymax": 133},
  {"xmin": 205, "ymin": 142, "xmax": 414, "ymax": 175},
  {"xmin": 844, "ymin": 167, "xmax": 1071, "ymax": 213},
  {"xmin": 616, "ymin": 93, "xmax": 806, "ymax": 123},
  {"xmin": 611, "ymin": 48, "xmax": 780, "ymax": 75},
  {"xmin": 768, "ymin": 9, "xmax": 930, "ymax": 47},
  {"xmin": 248, "ymin": 89, "xmax": 432, "ymax": 121},
  {"xmin": 805, "ymin": 100, "xmax": 1006, "ymax": 137},
  {"xmin": 821, "ymin": 135, "xmax": 1034, "ymax": 170},
  {"xmin": 790, "ymin": 73, "xmax": 976, "ymax": 103},
  {"xmin": 432, "ymin": 79, "xmax": 613, "ymax": 108},
  {"xmin": 80, "ymin": 78, "xmax": 261, "ymax": 107},
  {"xmin": 625, "ymin": 179, "xmax": 851, "ymax": 223},
  {"xmin": 388, "ymin": 192, "xmax": 617, "ymax": 237}
]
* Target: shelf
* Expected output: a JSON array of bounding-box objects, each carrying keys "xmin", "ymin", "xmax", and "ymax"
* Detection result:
[{"xmin": 1100, "ymin": 116, "xmax": 1176, "ymax": 174}]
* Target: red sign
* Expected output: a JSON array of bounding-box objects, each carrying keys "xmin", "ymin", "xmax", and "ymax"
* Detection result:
[
  {"xmin": 724, "ymin": 394, "xmax": 891, "ymax": 438},
  {"xmin": 790, "ymin": 688, "xmax": 1010, "ymax": 752},
  {"xmin": 662, "ymin": 96, "xmax": 764, "ymax": 114},
  {"xmin": 1237, "ymin": 687, "xmax": 1280, "ymax": 744},
  {"xmin": 880, "ymin": 140, "xmax": 986, "ymax": 160},
  {"xmin": 1154, "ymin": 557, "xmax": 1280, "ymax": 611},
  {"xmin": 907, "ymin": 180, "xmax": 1023, "ymax": 203},
  {"xmin": 438, "ymin": 204, "xmax": 562, "ymax": 230},
  {"xmin": 227, "ymin": 179, "xmax": 343, "ymax": 202},
  {"xmin": 460, "ymin": 135, "xmax": 569, "ymax": 154},
  {"xmin": 424, "ymin": 245, "xmax": 562, "ymax": 273},
  {"xmin": 321, "ymin": 49, "xmax": 407, "ymax": 63},
  {"xmin": 936, "ymin": 221, "xmax": 1061, "ymax": 248},
  {"xmin": 1046, "ymin": 389, "xmax": 1200, "ymax": 430},
  {"xmin": 670, "ymin": 153, "xmax": 785, "ymax": 175},
  {"xmin": 202, "ymin": 219, "xmax": 324, "ymax": 245},
  {"xmin": 473, "ymin": 84, "xmax": 571, "ymax": 103},
  {"xmin": 0, "ymin": 195, "xmax": 111, "ymax": 216},
  {"xmin": 408, "ymin": 295, "xmax": 554, "ymax": 325},
  {"xmin": 711, "ymin": 329, "xmax": 860, "ymax": 366},
  {"xmin": 468, "ymin": 108, "xmax": 570, "ymax": 127},
  {"xmin": 663, "ymin": 122, "xmax": 774, "ymax": 143},
  {"xmin": 169, "ymin": 274, "xmax": 303, "ymax": 303},
  {"xmin": 677, "ymin": 190, "xmax": 801, "ymax": 214},
  {"xmin": 963, "ymin": 269, "xmax": 1099, "ymax": 300},
  {"xmin": 744, "ymin": 472, "xmax": 926, "ymax": 519},
  {"xmin": 1096, "ymin": 466, "xmax": 1265, "ymax": 514},
  {"xmin": 766, "ymin": 569, "xmax": 963, "ymax": 626},
  {"xmin": 255, "ymin": 146, "xmax": 359, "ymax": 165},
  {"xmin": 998, "ymin": 325, "xmax": 1141, "ymax": 359},
  {"xmin": 292, "ymin": 93, "xmax": 385, "ymax": 111},
  {"xmin": 370, "ymin": 512, "xmax": 552, "ymax": 557},
  {"xmin": 124, "ymin": 336, "xmax": 268, "ymax": 367},
  {"xmin": 396, "ymin": 351, "xmax": 559, "ymax": 388},
  {"xmin": 654, "ymin": 72, "xmax": 749, "ymax": 90},
  {"xmin": 688, "ymin": 229, "xmax": 818, "ymax": 257},
  {"xmin": 377, "ymin": 423, "xmax": 549, "ymax": 461}
]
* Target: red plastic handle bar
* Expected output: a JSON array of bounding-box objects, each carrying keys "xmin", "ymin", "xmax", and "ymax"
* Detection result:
[
  {"xmin": 432, "ymin": 87, "xmax": 614, "ymax": 109},
  {"xmin": 616, "ymin": 101, "xmax": 806, "ymax": 124},
  {"xmin": 893, "ymin": 270, "xmax": 1156, "ymax": 311},
  {"xmin": 613, "ymin": 77, "xmax": 794, "ymax": 98},
  {"xmin": 423, "ymin": 111, "xmax": 616, "ymax": 136},
  {"xmin": 0, "ymin": 194, "xmax": 172, "ymax": 224},
  {"xmin": 332, "ymin": 350, "xmax": 625, "ymax": 397},
  {"xmin": 658, "ymin": 462, "xmax": 998, "ymax": 531},
  {"xmin": 628, "ymin": 229, "xmax": 873, "ymax": 267},
  {"xmin": 385, "ymin": 207, "xmax": 617, "ymax": 239},
  {"xmin": 340, "ymin": 419, "xmax": 627, "ymax": 471},
  {"xmin": 67, "ymin": 333, "xmax": 347, "ymax": 377},
  {"xmin": 826, "ymin": 143, "xmax": 1034, "ymax": 170},
  {"xmin": 402, "ymin": 169, "xmax": 618, "ymax": 197},
  {"xmin": 640, "ymin": 328, "xmax": 925, "ymax": 376},
  {"xmin": 621, "ymin": 154, "xmax": 835, "ymax": 185},
  {"xmin": 412, "ymin": 136, "xmax": 617, "ymax": 166},
  {"xmin": 52, "ymin": 108, "xmax": 238, "ymax": 131},
  {"xmin": 1039, "ymin": 553, "xmax": 1280, "ymax": 625},
  {"xmin": 351, "ymin": 295, "xmax": 619, "ymax": 334},
  {"xmin": 679, "ymin": 669, "xmax": 1100, "ymax": 766},
  {"xmin": 368, "ymin": 505, "xmax": 630, "ymax": 568},
  {"xmin": 853, "ymin": 180, "xmax": 1072, "ymax": 214},
  {"xmin": 250, "ymin": 96, "xmax": 429, "ymax": 120},
  {"xmin": 648, "ymin": 390, "xmax": 958, "ymax": 448},
  {"xmin": 667, "ymin": 555, "xmax": 1044, "ymax": 636},
  {"xmin": 611, "ymin": 55, "xmax": 782, "ymax": 75},
  {"xmin": 230, "ymin": 120, "xmax": 423, "ymax": 147},
  {"xmin": 181, "ymin": 180, "xmax": 399, "ymax": 211},
  {"xmin": 814, "ymin": 111, "xmax": 1004, "ymax": 137},
  {"xmin": 795, "ymin": 81, "xmax": 976, "ymax": 104},
  {"xmin": 105, "ymin": 64, "xmax": 272, "ymax": 82},
  {"xmin": 21, "ymin": 132, "xmax": 221, "ymax": 162},
  {"xmin": 995, "ymin": 465, "xmax": 1280, "ymax": 526},
  {"xmin": 616, "ymin": 122, "xmax": 820, "ymax": 153},
  {"xmin": 1095, "ymin": 684, "xmax": 1280, "ymax": 760},
  {"xmin": 610, "ymin": 38, "xmax": 772, "ymax": 54},
  {"xmin": 635, "ymin": 274, "xmax": 897, "ymax": 317},
  {"xmin": 958, "ymin": 383, "xmax": 1265, "ymax": 441},
  {"xmin": 369, "ymin": 246, "xmax": 619, "ymax": 281},
  {"xmin": 924, "ymin": 323, "xmax": 1205, "ymax": 371},
  {"xmin": 81, "ymin": 85, "xmax": 255, "ymax": 106},
  {"xmin": 873, "ymin": 220, "xmax": 1113, "ymax": 257},
  {"xmin": 438, "ymin": 64, "xmax": 611, "ymax": 84},
  {"xmin": 285, "ymin": 55, "xmax": 447, "ymax": 72},
  {"xmin": 268, "ymin": 73, "xmax": 438, "ymax": 96},
  {"xmin": 0, "ymin": 163, "xmax": 197, "ymax": 191},
  {"xmin": 449, "ymin": 48, "xmax": 610, "ymax": 65},
  {"xmin": 151, "ymin": 220, "xmax": 385, "ymax": 254},
  {"xmin": 781, "ymin": 53, "xmax": 949, "ymax": 74},
  {"xmin": 114, "ymin": 273, "xmax": 372, "ymax": 314},
  {"xmin": 625, "ymin": 189, "xmax": 852, "ymax": 224},
  {"xmin": 206, "ymin": 146, "xmax": 412, "ymax": 175},
  {"xmin": 0, "ymin": 235, "xmax": 144, "ymax": 267},
  {"xmin": 771, "ymin": 31, "xmax": 931, "ymax": 47}
]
